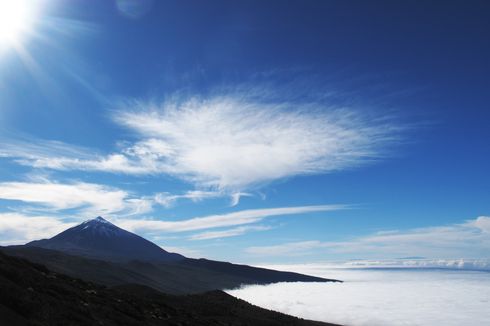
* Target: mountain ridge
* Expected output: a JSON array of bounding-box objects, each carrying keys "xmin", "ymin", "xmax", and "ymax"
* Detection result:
[{"xmin": 4, "ymin": 216, "xmax": 341, "ymax": 294}]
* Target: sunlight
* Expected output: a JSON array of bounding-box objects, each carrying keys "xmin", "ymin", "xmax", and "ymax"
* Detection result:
[{"xmin": 0, "ymin": 0, "xmax": 34, "ymax": 47}]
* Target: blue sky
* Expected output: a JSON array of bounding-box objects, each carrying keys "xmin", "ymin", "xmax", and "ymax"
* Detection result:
[{"xmin": 0, "ymin": 0, "xmax": 489, "ymax": 263}]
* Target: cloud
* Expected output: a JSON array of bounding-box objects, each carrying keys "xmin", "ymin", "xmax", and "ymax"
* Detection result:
[
  {"xmin": 230, "ymin": 192, "xmax": 254, "ymax": 206},
  {"xmin": 342, "ymin": 258, "xmax": 490, "ymax": 270},
  {"xmin": 0, "ymin": 180, "xmax": 153, "ymax": 216},
  {"xmin": 0, "ymin": 137, "xmax": 156, "ymax": 174},
  {"xmin": 260, "ymin": 258, "xmax": 490, "ymax": 275},
  {"xmin": 189, "ymin": 225, "xmax": 272, "ymax": 240},
  {"xmin": 0, "ymin": 213, "xmax": 74, "ymax": 245},
  {"xmin": 154, "ymin": 190, "xmax": 221, "ymax": 207},
  {"xmin": 112, "ymin": 96, "xmax": 398, "ymax": 190},
  {"xmin": 2, "ymin": 94, "xmax": 400, "ymax": 193},
  {"xmin": 0, "ymin": 138, "xmax": 93, "ymax": 165},
  {"xmin": 245, "ymin": 216, "xmax": 490, "ymax": 259},
  {"xmin": 153, "ymin": 190, "xmax": 251, "ymax": 208},
  {"xmin": 227, "ymin": 269, "xmax": 490, "ymax": 326},
  {"xmin": 117, "ymin": 204, "xmax": 346, "ymax": 233},
  {"xmin": 470, "ymin": 215, "xmax": 490, "ymax": 233}
]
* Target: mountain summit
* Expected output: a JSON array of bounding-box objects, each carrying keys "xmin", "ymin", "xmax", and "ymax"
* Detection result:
[{"xmin": 27, "ymin": 216, "xmax": 184, "ymax": 262}]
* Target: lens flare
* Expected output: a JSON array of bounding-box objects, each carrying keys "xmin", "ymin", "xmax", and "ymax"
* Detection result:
[{"xmin": 0, "ymin": 0, "xmax": 34, "ymax": 46}]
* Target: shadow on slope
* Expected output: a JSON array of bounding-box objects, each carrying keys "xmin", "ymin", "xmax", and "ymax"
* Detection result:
[
  {"xmin": 0, "ymin": 250, "xmax": 340, "ymax": 326},
  {"xmin": 3, "ymin": 246, "xmax": 340, "ymax": 295}
]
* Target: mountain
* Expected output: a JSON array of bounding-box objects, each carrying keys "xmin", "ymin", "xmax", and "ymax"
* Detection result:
[
  {"xmin": 0, "ymin": 250, "xmax": 340, "ymax": 326},
  {"xmin": 4, "ymin": 216, "xmax": 340, "ymax": 294},
  {"xmin": 27, "ymin": 216, "xmax": 184, "ymax": 262}
]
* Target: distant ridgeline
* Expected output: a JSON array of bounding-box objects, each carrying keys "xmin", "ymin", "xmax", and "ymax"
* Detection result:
[{"xmin": 2, "ymin": 216, "xmax": 340, "ymax": 295}]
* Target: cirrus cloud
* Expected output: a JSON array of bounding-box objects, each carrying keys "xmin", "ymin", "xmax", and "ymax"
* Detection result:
[
  {"xmin": 114, "ymin": 96, "xmax": 399, "ymax": 190},
  {"xmin": 1, "ymin": 93, "xmax": 401, "ymax": 193},
  {"xmin": 116, "ymin": 204, "xmax": 346, "ymax": 233},
  {"xmin": 0, "ymin": 180, "xmax": 153, "ymax": 216}
]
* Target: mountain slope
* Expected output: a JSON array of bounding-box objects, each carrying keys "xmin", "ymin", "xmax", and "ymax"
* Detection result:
[
  {"xmin": 0, "ymin": 250, "xmax": 340, "ymax": 326},
  {"xmin": 8, "ymin": 216, "xmax": 341, "ymax": 294},
  {"xmin": 3, "ymin": 245, "xmax": 339, "ymax": 294},
  {"xmin": 27, "ymin": 216, "xmax": 184, "ymax": 262}
]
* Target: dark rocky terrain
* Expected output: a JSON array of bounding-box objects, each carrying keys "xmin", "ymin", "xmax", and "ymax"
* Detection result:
[
  {"xmin": 4, "ymin": 245, "xmax": 338, "ymax": 294},
  {"xmin": 0, "ymin": 251, "xmax": 340, "ymax": 326}
]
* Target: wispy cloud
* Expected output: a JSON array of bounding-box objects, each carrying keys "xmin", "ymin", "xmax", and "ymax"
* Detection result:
[
  {"xmin": 117, "ymin": 204, "xmax": 346, "ymax": 233},
  {"xmin": 0, "ymin": 138, "xmax": 94, "ymax": 165},
  {"xmin": 0, "ymin": 213, "xmax": 75, "ymax": 245},
  {"xmin": 0, "ymin": 137, "xmax": 156, "ymax": 174},
  {"xmin": 113, "ymin": 96, "xmax": 399, "ymax": 190},
  {"xmin": 0, "ymin": 180, "xmax": 153, "ymax": 216},
  {"xmin": 189, "ymin": 225, "xmax": 272, "ymax": 240},
  {"xmin": 154, "ymin": 190, "xmax": 251, "ymax": 207},
  {"xmin": 154, "ymin": 190, "xmax": 222, "ymax": 207},
  {"xmin": 245, "ymin": 216, "xmax": 490, "ymax": 259},
  {"xmin": 1, "ymin": 92, "xmax": 401, "ymax": 194}
]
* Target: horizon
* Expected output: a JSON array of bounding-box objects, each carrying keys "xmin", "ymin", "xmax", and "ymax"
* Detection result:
[
  {"xmin": 19, "ymin": 214, "xmax": 490, "ymax": 273},
  {"xmin": 0, "ymin": 0, "xmax": 489, "ymax": 268}
]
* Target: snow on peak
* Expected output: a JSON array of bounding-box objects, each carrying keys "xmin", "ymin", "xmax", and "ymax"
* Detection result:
[
  {"xmin": 81, "ymin": 216, "xmax": 112, "ymax": 225},
  {"xmin": 93, "ymin": 216, "xmax": 111, "ymax": 224},
  {"xmin": 78, "ymin": 216, "xmax": 123, "ymax": 237}
]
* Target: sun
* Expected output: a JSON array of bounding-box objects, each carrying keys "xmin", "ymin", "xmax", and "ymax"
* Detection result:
[{"xmin": 0, "ymin": 0, "xmax": 34, "ymax": 47}]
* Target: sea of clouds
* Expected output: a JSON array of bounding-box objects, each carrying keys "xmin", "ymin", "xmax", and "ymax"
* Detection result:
[{"xmin": 227, "ymin": 260, "xmax": 490, "ymax": 326}]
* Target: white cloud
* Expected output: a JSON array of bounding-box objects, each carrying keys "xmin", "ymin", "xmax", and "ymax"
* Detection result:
[
  {"xmin": 154, "ymin": 190, "xmax": 220, "ymax": 207},
  {"xmin": 0, "ymin": 137, "xmax": 157, "ymax": 174},
  {"xmin": 227, "ymin": 269, "xmax": 490, "ymax": 326},
  {"xmin": 0, "ymin": 138, "xmax": 93, "ymax": 163},
  {"xmin": 342, "ymin": 258, "xmax": 490, "ymax": 270},
  {"xmin": 117, "ymin": 204, "xmax": 345, "ymax": 233},
  {"xmin": 154, "ymin": 190, "xmax": 253, "ymax": 208},
  {"xmin": 230, "ymin": 192, "xmax": 253, "ymax": 206},
  {"xmin": 112, "ymin": 97, "xmax": 398, "ymax": 190},
  {"xmin": 470, "ymin": 215, "xmax": 490, "ymax": 233},
  {"xmin": 0, "ymin": 180, "xmax": 153, "ymax": 216},
  {"xmin": 1, "ymin": 94, "xmax": 399, "ymax": 193},
  {"xmin": 0, "ymin": 213, "xmax": 75, "ymax": 245},
  {"xmin": 189, "ymin": 225, "xmax": 272, "ymax": 240},
  {"xmin": 245, "ymin": 216, "xmax": 490, "ymax": 259},
  {"xmin": 260, "ymin": 259, "xmax": 490, "ymax": 275}
]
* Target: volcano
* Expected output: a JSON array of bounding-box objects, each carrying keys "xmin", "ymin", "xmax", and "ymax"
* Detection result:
[{"xmin": 27, "ymin": 216, "xmax": 184, "ymax": 262}]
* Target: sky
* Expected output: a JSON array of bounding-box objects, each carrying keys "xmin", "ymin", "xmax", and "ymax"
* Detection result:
[{"xmin": 0, "ymin": 0, "xmax": 489, "ymax": 263}]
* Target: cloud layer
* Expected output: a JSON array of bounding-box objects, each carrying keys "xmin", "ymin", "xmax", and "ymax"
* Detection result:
[{"xmin": 227, "ymin": 268, "xmax": 490, "ymax": 326}]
